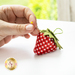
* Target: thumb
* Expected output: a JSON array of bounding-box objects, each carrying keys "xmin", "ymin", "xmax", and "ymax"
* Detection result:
[{"xmin": 0, "ymin": 20, "xmax": 34, "ymax": 35}]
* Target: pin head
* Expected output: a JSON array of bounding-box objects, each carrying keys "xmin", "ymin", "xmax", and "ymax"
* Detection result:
[{"xmin": 31, "ymin": 21, "xmax": 33, "ymax": 24}]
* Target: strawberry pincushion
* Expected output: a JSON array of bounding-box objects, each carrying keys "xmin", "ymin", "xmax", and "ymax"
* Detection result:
[{"xmin": 33, "ymin": 28, "xmax": 63, "ymax": 55}]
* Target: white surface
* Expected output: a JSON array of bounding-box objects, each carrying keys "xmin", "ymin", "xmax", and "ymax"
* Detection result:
[{"xmin": 0, "ymin": 19, "xmax": 75, "ymax": 75}]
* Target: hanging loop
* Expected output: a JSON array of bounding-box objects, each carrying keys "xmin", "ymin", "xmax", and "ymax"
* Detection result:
[{"xmin": 53, "ymin": 28, "xmax": 63, "ymax": 35}]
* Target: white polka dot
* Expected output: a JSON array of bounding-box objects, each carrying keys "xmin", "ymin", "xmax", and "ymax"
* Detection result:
[
  {"xmin": 38, "ymin": 37, "xmax": 39, "ymax": 38},
  {"xmin": 43, "ymin": 42, "xmax": 45, "ymax": 44},
  {"xmin": 36, "ymin": 49, "xmax": 38, "ymax": 50},
  {"xmin": 44, "ymin": 49, "xmax": 46, "ymax": 51},
  {"xmin": 48, "ymin": 43, "xmax": 50, "ymax": 45},
  {"xmin": 54, "ymin": 46, "xmax": 56, "ymax": 48},
  {"xmin": 39, "ymin": 47, "xmax": 41, "ymax": 49},
  {"xmin": 46, "ymin": 40, "xmax": 48, "ymax": 42},
  {"xmin": 45, "ymin": 45, "xmax": 47, "ymax": 47},
  {"xmin": 44, "ymin": 37, "xmax": 46, "ymax": 39},
  {"xmin": 52, "ymin": 43, "xmax": 54, "ymax": 45},
  {"xmin": 49, "ymin": 39, "xmax": 50, "ymax": 40},
  {"xmin": 38, "ymin": 52, "xmax": 40, "ymax": 53},
  {"xmin": 39, "ymin": 40, "xmax": 40, "ymax": 42},
  {"xmin": 40, "ymin": 43, "xmax": 42, "ymax": 45},
  {"xmin": 40, "ymin": 33, "xmax": 42, "ymax": 34},
  {"xmin": 41, "ymin": 50, "xmax": 43, "ymax": 52},
  {"xmin": 42, "ymin": 46, "xmax": 44, "ymax": 48},
  {"xmin": 38, "ymin": 44, "xmax": 39, "ymax": 46},
  {"xmin": 47, "ymin": 47, "xmax": 49, "ymax": 49},
  {"xmin": 51, "ymin": 41, "xmax": 52, "ymax": 43},
  {"xmin": 50, "ymin": 45, "xmax": 52, "ymax": 47},
  {"xmin": 37, "ymin": 41, "xmax": 38, "ymax": 43},
  {"xmin": 40, "ymin": 36, "xmax": 42, "ymax": 37},
  {"xmin": 52, "ymin": 39, "xmax": 53, "ymax": 40},
  {"xmin": 51, "ymin": 48, "xmax": 53, "ymax": 50},
  {"xmin": 41, "ymin": 39, "xmax": 43, "ymax": 41}
]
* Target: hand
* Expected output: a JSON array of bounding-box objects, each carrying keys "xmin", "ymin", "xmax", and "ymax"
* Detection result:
[{"xmin": 0, "ymin": 5, "xmax": 39, "ymax": 47}]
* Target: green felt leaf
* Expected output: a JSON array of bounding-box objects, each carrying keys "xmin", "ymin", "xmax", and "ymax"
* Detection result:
[
  {"xmin": 54, "ymin": 38, "xmax": 63, "ymax": 50},
  {"xmin": 47, "ymin": 28, "xmax": 59, "ymax": 41},
  {"xmin": 44, "ymin": 32, "xmax": 54, "ymax": 39},
  {"xmin": 40, "ymin": 30, "xmax": 46, "ymax": 33}
]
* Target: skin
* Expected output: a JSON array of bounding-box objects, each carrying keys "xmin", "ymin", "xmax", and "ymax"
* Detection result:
[{"xmin": 0, "ymin": 5, "xmax": 39, "ymax": 47}]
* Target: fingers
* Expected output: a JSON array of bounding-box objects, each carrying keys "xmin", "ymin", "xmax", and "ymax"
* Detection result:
[
  {"xmin": 15, "ymin": 17, "xmax": 29, "ymax": 24},
  {"xmin": 9, "ymin": 5, "xmax": 39, "ymax": 35},
  {"xmin": 0, "ymin": 5, "xmax": 16, "ymax": 23},
  {"xmin": 24, "ymin": 7, "xmax": 37, "ymax": 28},
  {"xmin": 0, "ymin": 34, "xmax": 30, "ymax": 47},
  {"xmin": 24, "ymin": 8, "xmax": 40, "ymax": 35},
  {"xmin": 31, "ymin": 28, "xmax": 40, "ymax": 36},
  {"xmin": 10, "ymin": 5, "xmax": 26, "ymax": 17},
  {"xmin": 12, "ymin": 35, "xmax": 18, "ymax": 38},
  {"xmin": 24, "ymin": 34, "xmax": 30, "ymax": 38},
  {"xmin": 4, "ymin": 36, "xmax": 12, "ymax": 44},
  {"xmin": 12, "ymin": 34, "xmax": 30, "ymax": 39},
  {"xmin": 10, "ymin": 5, "xmax": 37, "ymax": 28},
  {"xmin": 0, "ymin": 35, "xmax": 12, "ymax": 47},
  {"xmin": 0, "ymin": 39, "xmax": 5, "ymax": 47},
  {"xmin": 0, "ymin": 5, "xmax": 39, "ymax": 36},
  {"xmin": 0, "ymin": 20, "xmax": 34, "ymax": 36},
  {"xmin": 1, "ymin": 5, "xmax": 37, "ymax": 27}
]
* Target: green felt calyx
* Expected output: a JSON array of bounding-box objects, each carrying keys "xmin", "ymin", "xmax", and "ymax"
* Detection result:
[{"xmin": 40, "ymin": 28, "xmax": 63, "ymax": 50}]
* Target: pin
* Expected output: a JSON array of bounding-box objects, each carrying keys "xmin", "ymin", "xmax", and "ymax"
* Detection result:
[{"xmin": 30, "ymin": 21, "xmax": 33, "ymax": 24}]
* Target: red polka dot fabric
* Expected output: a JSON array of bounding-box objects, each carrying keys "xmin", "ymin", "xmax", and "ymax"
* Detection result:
[{"xmin": 33, "ymin": 33, "xmax": 57, "ymax": 55}]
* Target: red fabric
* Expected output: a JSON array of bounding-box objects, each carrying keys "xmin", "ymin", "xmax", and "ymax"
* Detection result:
[{"xmin": 33, "ymin": 33, "xmax": 57, "ymax": 55}]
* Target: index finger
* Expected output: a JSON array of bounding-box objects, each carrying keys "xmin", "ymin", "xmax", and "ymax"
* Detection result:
[
  {"xmin": 9, "ymin": 5, "xmax": 37, "ymax": 28},
  {"xmin": 24, "ymin": 7, "xmax": 37, "ymax": 28}
]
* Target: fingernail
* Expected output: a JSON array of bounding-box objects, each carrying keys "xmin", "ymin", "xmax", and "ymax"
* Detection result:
[{"xmin": 26, "ymin": 24, "xmax": 33, "ymax": 30}]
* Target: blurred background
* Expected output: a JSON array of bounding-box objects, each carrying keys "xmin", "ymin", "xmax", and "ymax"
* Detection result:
[
  {"xmin": 1, "ymin": 0, "xmax": 74, "ymax": 22},
  {"xmin": 0, "ymin": 0, "xmax": 58, "ymax": 20}
]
